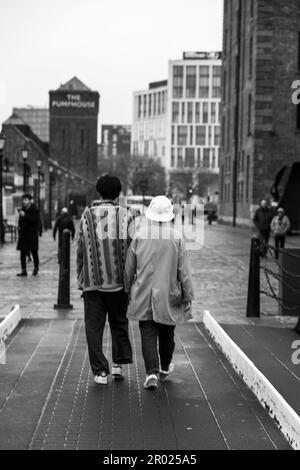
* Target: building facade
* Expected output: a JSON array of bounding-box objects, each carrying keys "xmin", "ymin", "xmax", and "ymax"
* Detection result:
[
  {"xmin": 167, "ymin": 52, "xmax": 221, "ymax": 201},
  {"xmin": 13, "ymin": 107, "xmax": 49, "ymax": 142},
  {"xmin": 220, "ymin": 0, "xmax": 300, "ymax": 226},
  {"xmin": 101, "ymin": 124, "xmax": 131, "ymax": 159},
  {"xmin": 131, "ymin": 81, "xmax": 168, "ymax": 164},
  {"xmin": 131, "ymin": 53, "xmax": 222, "ymax": 202},
  {"xmin": 49, "ymin": 77, "xmax": 100, "ymax": 188}
]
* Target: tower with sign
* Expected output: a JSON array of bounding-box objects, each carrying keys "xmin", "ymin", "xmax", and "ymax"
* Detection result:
[{"xmin": 49, "ymin": 77, "xmax": 100, "ymax": 188}]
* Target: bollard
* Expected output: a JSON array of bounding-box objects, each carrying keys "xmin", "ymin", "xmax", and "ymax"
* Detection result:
[
  {"xmin": 246, "ymin": 235, "xmax": 260, "ymax": 317},
  {"xmin": 54, "ymin": 229, "xmax": 73, "ymax": 310}
]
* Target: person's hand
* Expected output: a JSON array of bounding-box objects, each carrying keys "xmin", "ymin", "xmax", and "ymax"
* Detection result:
[{"xmin": 19, "ymin": 211, "xmax": 25, "ymax": 217}]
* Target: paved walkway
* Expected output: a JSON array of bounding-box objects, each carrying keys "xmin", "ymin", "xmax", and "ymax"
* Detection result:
[{"xmin": 0, "ymin": 221, "xmax": 298, "ymax": 450}]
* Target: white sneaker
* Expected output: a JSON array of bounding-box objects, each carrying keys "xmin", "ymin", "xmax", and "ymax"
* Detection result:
[
  {"xmin": 159, "ymin": 362, "xmax": 175, "ymax": 382},
  {"xmin": 143, "ymin": 374, "xmax": 158, "ymax": 390},
  {"xmin": 112, "ymin": 364, "xmax": 124, "ymax": 380},
  {"xmin": 94, "ymin": 372, "xmax": 108, "ymax": 385}
]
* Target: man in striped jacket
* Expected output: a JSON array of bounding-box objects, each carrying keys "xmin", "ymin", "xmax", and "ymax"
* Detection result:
[{"xmin": 77, "ymin": 175, "xmax": 133, "ymax": 385}]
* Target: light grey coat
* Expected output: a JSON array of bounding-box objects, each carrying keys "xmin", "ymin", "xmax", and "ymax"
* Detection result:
[{"xmin": 124, "ymin": 221, "xmax": 194, "ymax": 326}]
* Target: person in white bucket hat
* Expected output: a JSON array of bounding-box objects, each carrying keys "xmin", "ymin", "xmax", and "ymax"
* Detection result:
[{"xmin": 124, "ymin": 195, "xmax": 194, "ymax": 390}]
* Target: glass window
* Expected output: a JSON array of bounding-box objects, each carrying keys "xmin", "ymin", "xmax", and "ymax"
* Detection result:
[
  {"xmin": 203, "ymin": 148, "xmax": 210, "ymax": 168},
  {"xmin": 203, "ymin": 102, "xmax": 209, "ymax": 123},
  {"xmin": 171, "ymin": 148, "xmax": 175, "ymax": 168},
  {"xmin": 190, "ymin": 126, "xmax": 193, "ymax": 145},
  {"xmin": 149, "ymin": 94, "xmax": 152, "ymax": 116},
  {"xmin": 195, "ymin": 103, "xmax": 201, "ymax": 123},
  {"xmin": 197, "ymin": 148, "xmax": 201, "ymax": 167},
  {"xmin": 138, "ymin": 96, "xmax": 142, "ymax": 118},
  {"xmin": 172, "ymin": 102, "xmax": 180, "ymax": 123},
  {"xmin": 177, "ymin": 147, "xmax": 183, "ymax": 168},
  {"xmin": 214, "ymin": 126, "xmax": 220, "ymax": 146},
  {"xmin": 211, "ymin": 102, "xmax": 217, "ymax": 124},
  {"xmin": 158, "ymin": 92, "xmax": 161, "ymax": 115},
  {"xmin": 172, "ymin": 126, "xmax": 175, "ymax": 145},
  {"xmin": 186, "ymin": 66, "xmax": 197, "ymax": 98},
  {"xmin": 143, "ymin": 95, "xmax": 147, "ymax": 117},
  {"xmin": 177, "ymin": 126, "xmax": 188, "ymax": 145},
  {"xmin": 187, "ymin": 102, "xmax": 193, "ymax": 123},
  {"xmin": 173, "ymin": 66, "xmax": 184, "ymax": 98},
  {"xmin": 196, "ymin": 126, "xmax": 206, "ymax": 146},
  {"xmin": 212, "ymin": 66, "xmax": 221, "ymax": 98},
  {"xmin": 185, "ymin": 148, "xmax": 195, "ymax": 168},
  {"xmin": 181, "ymin": 102, "xmax": 185, "ymax": 123},
  {"xmin": 153, "ymin": 93, "xmax": 157, "ymax": 115},
  {"xmin": 199, "ymin": 66, "xmax": 210, "ymax": 98}
]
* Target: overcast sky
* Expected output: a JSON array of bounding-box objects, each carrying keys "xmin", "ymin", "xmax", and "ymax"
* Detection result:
[{"xmin": 0, "ymin": 0, "xmax": 223, "ymax": 133}]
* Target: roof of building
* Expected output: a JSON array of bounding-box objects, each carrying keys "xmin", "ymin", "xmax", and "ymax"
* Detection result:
[
  {"xmin": 3, "ymin": 112, "xmax": 29, "ymax": 126},
  {"xmin": 3, "ymin": 113, "xmax": 49, "ymax": 155},
  {"xmin": 56, "ymin": 76, "xmax": 91, "ymax": 92},
  {"xmin": 149, "ymin": 80, "xmax": 168, "ymax": 89}
]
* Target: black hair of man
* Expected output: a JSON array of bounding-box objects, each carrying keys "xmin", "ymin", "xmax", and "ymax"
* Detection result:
[
  {"xmin": 22, "ymin": 193, "xmax": 33, "ymax": 200},
  {"xmin": 96, "ymin": 175, "xmax": 122, "ymax": 200}
]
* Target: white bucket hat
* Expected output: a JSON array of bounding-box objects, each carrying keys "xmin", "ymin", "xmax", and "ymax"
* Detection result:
[{"xmin": 146, "ymin": 196, "xmax": 174, "ymax": 222}]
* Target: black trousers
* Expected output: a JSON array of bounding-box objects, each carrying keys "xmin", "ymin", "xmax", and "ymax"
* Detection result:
[
  {"xmin": 83, "ymin": 290, "xmax": 132, "ymax": 376},
  {"xmin": 258, "ymin": 229, "xmax": 271, "ymax": 257},
  {"xmin": 274, "ymin": 235, "xmax": 286, "ymax": 259},
  {"xmin": 20, "ymin": 250, "xmax": 39, "ymax": 271},
  {"xmin": 139, "ymin": 320, "xmax": 175, "ymax": 375}
]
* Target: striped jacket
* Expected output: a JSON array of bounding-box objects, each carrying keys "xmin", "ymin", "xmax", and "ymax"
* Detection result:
[{"xmin": 76, "ymin": 201, "xmax": 132, "ymax": 292}]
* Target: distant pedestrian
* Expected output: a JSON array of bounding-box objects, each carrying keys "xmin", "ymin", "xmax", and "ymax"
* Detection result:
[
  {"xmin": 16, "ymin": 193, "xmax": 42, "ymax": 277},
  {"xmin": 271, "ymin": 208, "xmax": 290, "ymax": 260},
  {"xmin": 124, "ymin": 196, "xmax": 194, "ymax": 390},
  {"xmin": 53, "ymin": 207, "xmax": 75, "ymax": 263},
  {"xmin": 253, "ymin": 200, "xmax": 273, "ymax": 258},
  {"xmin": 77, "ymin": 175, "xmax": 133, "ymax": 385}
]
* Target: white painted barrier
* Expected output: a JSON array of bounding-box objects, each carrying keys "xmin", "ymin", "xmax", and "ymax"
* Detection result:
[
  {"xmin": 203, "ymin": 310, "xmax": 300, "ymax": 450},
  {"xmin": 0, "ymin": 305, "xmax": 21, "ymax": 342}
]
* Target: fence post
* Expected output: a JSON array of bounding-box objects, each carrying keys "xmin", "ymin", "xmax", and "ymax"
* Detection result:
[
  {"xmin": 246, "ymin": 235, "xmax": 260, "ymax": 318},
  {"xmin": 54, "ymin": 229, "xmax": 73, "ymax": 310}
]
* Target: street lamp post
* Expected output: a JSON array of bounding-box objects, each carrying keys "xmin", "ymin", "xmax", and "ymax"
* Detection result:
[
  {"xmin": 37, "ymin": 159, "xmax": 42, "ymax": 211},
  {"xmin": 22, "ymin": 145, "xmax": 29, "ymax": 193},
  {"xmin": 48, "ymin": 165, "xmax": 53, "ymax": 228},
  {"xmin": 0, "ymin": 131, "xmax": 6, "ymax": 247},
  {"xmin": 57, "ymin": 169, "xmax": 61, "ymax": 213}
]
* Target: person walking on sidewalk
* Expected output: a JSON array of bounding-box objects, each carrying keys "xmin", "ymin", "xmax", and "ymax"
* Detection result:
[
  {"xmin": 76, "ymin": 175, "xmax": 133, "ymax": 385},
  {"xmin": 253, "ymin": 200, "xmax": 273, "ymax": 258},
  {"xmin": 53, "ymin": 207, "xmax": 75, "ymax": 263},
  {"xmin": 16, "ymin": 193, "xmax": 42, "ymax": 277},
  {"xmin": 271, "ymin": 208, "xmax": 290, "ymax": 260},
  {"xmin": 124, "ymin": 196, "xmax": 194, "ymax": 390}
]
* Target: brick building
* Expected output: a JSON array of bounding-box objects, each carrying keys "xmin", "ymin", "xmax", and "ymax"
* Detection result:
[
  {"xmin": 49, "ymin": 77, "xmax": 100, "ymax": 204},
  {"xmin": 220, "ymin": 0, "xmax": 300, "ymax": 226}
]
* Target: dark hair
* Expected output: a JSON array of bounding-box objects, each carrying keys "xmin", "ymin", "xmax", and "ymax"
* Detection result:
[
  {"xmin": 22, "ymin": 193, "xmax": 33, "ymax": 200},
  {"xmin": 96, "ymin": 175, "xmax": 122, "ymax": 200}
]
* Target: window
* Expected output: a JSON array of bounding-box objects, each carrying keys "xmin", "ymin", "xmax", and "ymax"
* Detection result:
[
  {"xmin": 186, "ymin": 66, "xmax": 197, "ymax": 98},
  {"xmin": 250, "ymin": 0, "xmax": 254, "ymax": 18},
  {"xmin": 181, "ymin": 102, "xmax": 185, "ymax": 123},
  {"xmin": 173, "ymin": 66, "xmax": 184, "ymax": 98},
  {"xmin": 171, "ymin": 148, "xmax": 175, "ymax": 168},
  {"xmin": 80, "ymin": 129, "xmax": 85, "ymax": 149},
  {"xmin": 62, "ymin": 129, "xmax": 66, "ymax": 150},
  {"xmin": 153, "ymin": 94, "xmax": 157, "ymax": 115},
  {"xmin": 185, "ymin": 148, "xmax": 195, "ymax": 168},
  {"xmin": 195, "ymin": 103, "xmax": 201, "ymax": 123},
  {"xmin": 203, "ymin": 149, "xmax": 210, "ymax": 168},
  {"xmin": 177, "ymin": 126, "xmax": 188, "ymax": 145},
  {"xmin": 187, "ymin": 102, "xmax": 193, "ymax": 123},
  {"xmin": 212, "ymin": 66, "xmax": 221, "ymax": 98},
  {"xmin": 143, "ymin": 95, "xmax": 147, "ymax": 117},
  {"xmin": 149, "ymin": 94, "xmax": 152, "ymax": 116},
  {"xmin": 199, "ymin": 66, "xmax": 210, "ymax": 98},
  {"xmin": 214, "ymin": 126, "xmax": 221, "ymax": 146},
  {"xmin": 196, "ymin": 126, "xmax": 206, "ymax": 145},
  {"xmin": 171, "ymin": 126, "xmax": 175, "ymax": 145},
  {"xmin": 190, "ymin": 126, "xmax": 194, "ymax": 145},
  {"xmin": 212, "ymin": 148, "xmax": 216, "ymax": 168},
  {"xmin": 158, "ymin": 92, "xmax": 161, "ymax": 115},
  {"xmin": 144, "ymin": 140, "xmax": 148, "ymax": 156},
  {"xmin": 172, "ymin": 102, "xmax": 180, "ymax": 123},
  {"xmin": 246, "ymin": 155, "xmax": 250, "ymax": 202},
  {"xmin": 138, "ymin": 96, "xmax": 142, "ymax": 118},
  {"xmin": 197, "ymin": 148, "xmax": 201, "ymax": 167},
  {"xmin": 202, "ymin": 102, "xmax": 209, "ymax": 123},
  {"xmin": 211, "ymin": 102, "xmax": 217, "ymax": 124},
  {"xmin": 177, "ymin": 147, "xmax": 183, "ymax": 168}
]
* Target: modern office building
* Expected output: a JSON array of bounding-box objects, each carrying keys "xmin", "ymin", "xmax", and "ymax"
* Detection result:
[
  {"xmin": 219, "ymin": 0, "xmax": 300, "ymax": 226},
  {"xmin": 132, "ymin": 53, "xmax": 222, "ymax": 201},
  {"xmin": 13, "ymin": 107, "xmax": 49, "ymax": 142},
  {"xmin": 131, "ymin": 80, "xmax": 168, "ymax": 164}
]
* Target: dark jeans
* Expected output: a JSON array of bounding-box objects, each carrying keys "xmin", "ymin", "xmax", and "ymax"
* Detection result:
[
  {"xmin": 83, "ymin": 290, "xmax": 132, "ymax": 376},
  {"xmin": 139, "ymin": 320, "xmax": 175, "ymax": 375},
  {"xmin": 20, "ymin": 250, "xmax": 39, "ymax": 271},
  {"xmin": 258, "ymin": 229, "xmax": 271, "ymax": 257},
  {"xmin": 274, "ymin": 235, "xmax": 286, "ymax": 259}
]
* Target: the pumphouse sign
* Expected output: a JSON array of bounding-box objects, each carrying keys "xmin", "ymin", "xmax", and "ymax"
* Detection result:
[{"xmin": 50, "ymin": 93, "xmax": 97, "ymax": 111}]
